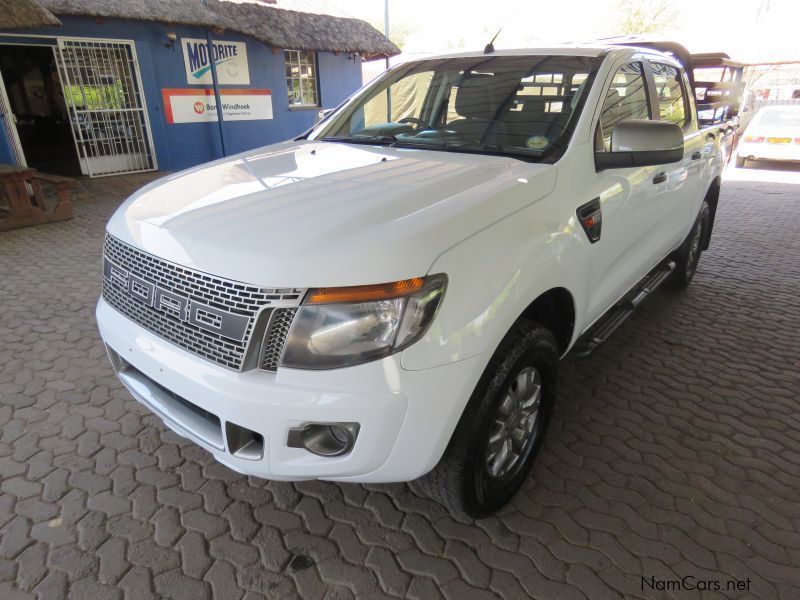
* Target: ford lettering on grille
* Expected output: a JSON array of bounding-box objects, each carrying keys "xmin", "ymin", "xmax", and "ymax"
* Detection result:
[
  {"xmin": 103, "ymin": 256, "xmax": 249, "ymax": 342},
  {"xmin": 101, "ymin": 235, "xmax": 303, "ymax": 371}
]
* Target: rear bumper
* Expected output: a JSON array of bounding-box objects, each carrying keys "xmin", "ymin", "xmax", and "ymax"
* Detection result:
[
  {"xmin": 738, "ymin": 143, "xmax": 800, "ymax": 162},
  {"xmin": 96, "ymin": 298, "xmax": 482, "ymax": 482}
]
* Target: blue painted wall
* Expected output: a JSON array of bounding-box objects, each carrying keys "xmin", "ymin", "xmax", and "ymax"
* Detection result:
[{"xmin": 0, "ymin": 16, "xmax": 363, "ymax": 171}]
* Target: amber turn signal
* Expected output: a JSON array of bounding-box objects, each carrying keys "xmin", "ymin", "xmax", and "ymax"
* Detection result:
[{"xmin": 305, "ymin": 277, "xmax": 426, "ymax": 305}]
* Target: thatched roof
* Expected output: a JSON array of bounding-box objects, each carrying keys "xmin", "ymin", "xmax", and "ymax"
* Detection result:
[
  {"xmin": 38, "ymin": 0, "xmax": 399, "ymax": 58},
  {"xmin": 0, "ymin": 0, "xmax": 61, "ymax": 29}
]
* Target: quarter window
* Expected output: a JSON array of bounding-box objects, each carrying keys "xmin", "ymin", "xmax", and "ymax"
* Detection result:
[
  {"xmin": 285, "ymin": 50, "xmax": 319, "ymax": 107},
  {"xmin": 598, "ymin": 62, "xmax": 651, "ymax": 150},
  {"xmin": 652, "ymin": 63, "xmax": 688, "ymax": 127}
]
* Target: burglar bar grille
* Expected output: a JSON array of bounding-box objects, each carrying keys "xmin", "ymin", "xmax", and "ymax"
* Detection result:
[{"xmin": 54, "ymin": 38, "xmax": 157, "ymax": 177}]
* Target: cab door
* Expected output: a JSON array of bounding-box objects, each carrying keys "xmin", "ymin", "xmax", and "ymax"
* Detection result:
[
  {"xmin": 648, "ymin": 61, "xmax": 705, "ymax": 248},
  {"xmin": 582, "ymin": 60, "xmax": 666, "ymax": 325}
]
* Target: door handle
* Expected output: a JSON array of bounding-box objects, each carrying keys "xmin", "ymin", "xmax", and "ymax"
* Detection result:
[
  {"xmin": 652, "ymin": 172, "xmax": 667, "ymax": 184},
  {"xmin": 691, "ymin": 151, "xmax": 702, "ymax": 160}
]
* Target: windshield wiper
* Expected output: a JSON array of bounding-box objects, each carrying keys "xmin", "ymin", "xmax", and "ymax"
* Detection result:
[
  {"xmin": 322, "ymin": 136, "xmax": 540, "ymax": 161},
  {"xmin": 450, "ymin": 142, "xmax": 507, "ymax": 152},
  {"xmin": 388, "ymin": 139, "xmax": 451, "ymax": 150},
  {"xmin": 321, "ymin": 135, "xmax": 397, "ymax": 145},
  {"xmin": 391, "ymin": 140, "xmax": 542, "ymax": 161}
]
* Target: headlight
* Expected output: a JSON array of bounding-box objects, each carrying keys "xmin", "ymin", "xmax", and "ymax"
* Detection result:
[{"xmin": 280, "ymin": 274, "xmax": 447, "ymax": 370}]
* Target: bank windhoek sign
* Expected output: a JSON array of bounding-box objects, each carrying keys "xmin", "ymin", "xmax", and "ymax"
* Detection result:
[
  {"xmin": 181, "ymin": 38, "xmax": 250, "ymax": 85},
  {"xmin": 162, "ymin": 89, "xmax": 273, "ymax": 123}
]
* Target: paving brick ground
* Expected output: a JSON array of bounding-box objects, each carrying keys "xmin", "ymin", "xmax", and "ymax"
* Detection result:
[{"xmin": 1, "ymin": 164, "xmax": 799, "ymax": 599}]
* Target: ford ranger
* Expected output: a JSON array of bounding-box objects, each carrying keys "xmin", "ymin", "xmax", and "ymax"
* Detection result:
[{"xmin": 97, "ymin": 44, "xmax": 723, "ymax": 517}]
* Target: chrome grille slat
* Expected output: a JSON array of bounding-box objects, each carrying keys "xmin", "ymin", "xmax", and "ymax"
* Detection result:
[{"xmin": 102, "ymin": 235, "xmax": 303, "ymax": 371}]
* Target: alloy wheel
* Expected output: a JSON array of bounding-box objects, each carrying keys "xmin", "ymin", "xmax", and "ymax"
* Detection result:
[{"xmin": 485, "ymin": 366, "xmax": 542, "ymax": 480}]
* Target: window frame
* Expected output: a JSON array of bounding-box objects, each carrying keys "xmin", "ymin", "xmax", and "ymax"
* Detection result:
[
  {"xmin": 285, "ymin": 49, "xmax": 320, "ymax": 109},
  {"xmin": 595, "ymin": 60, "xmax": 655, "ymax": 153},
  {"xmin": 648, "ymin": 60, "xmax": 693, "ymax": 131}
]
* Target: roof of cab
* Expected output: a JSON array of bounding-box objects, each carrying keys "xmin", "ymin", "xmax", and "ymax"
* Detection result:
[
  {"xmin": 423, "ymin": 47, "xmax": 609, "ymax": 60},
  {"xmin": 417, "ymin": 45, "xmax": 671, "ymax": 62}
]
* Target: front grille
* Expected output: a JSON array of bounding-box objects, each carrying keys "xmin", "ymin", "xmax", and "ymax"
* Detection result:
[
  {"xmin": 102, "ymin": 235, "xmax": 304, "ymax": 371},
  {"xmin": 260, "ymin": 308, "xmax": 298, "ymax": 371}
]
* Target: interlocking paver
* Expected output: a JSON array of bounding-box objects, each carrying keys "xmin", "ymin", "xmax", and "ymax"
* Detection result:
[
  {"xmin": 16, "ymin": 543, "xmax": 47, "ymax": 591},
  {"xmin": 117, "ymin": 565, "xmax": 156, "ymax": 599},
  {"xmin": 0, "ymin": 166, "xmax": 799, "ymax": 598},
  {"xmin": 204, "ymin": 560, "xmax": 242, "ymax": 600},
  {"xmin": 153, "ymin": 569, "xmax": 212, "ymax": 600},
  {"xmin": 365, "ymin": 546, "xmax": 411, "ymax": 596}
]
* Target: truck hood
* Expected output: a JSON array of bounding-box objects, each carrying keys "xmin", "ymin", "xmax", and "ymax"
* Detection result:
[{"xmin": 108, "ymin": 140, "xmax": 556, "ymax": 287}]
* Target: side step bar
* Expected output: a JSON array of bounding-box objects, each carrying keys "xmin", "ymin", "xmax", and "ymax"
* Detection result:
[{"xmin": 571, "ymin": 259, "xmax": 676, "ymax": 358}]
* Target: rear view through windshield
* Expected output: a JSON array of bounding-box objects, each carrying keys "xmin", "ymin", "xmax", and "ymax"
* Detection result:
[{"xmin": 316, "ymin": 55, "xmax": 599, "ymax": 161}]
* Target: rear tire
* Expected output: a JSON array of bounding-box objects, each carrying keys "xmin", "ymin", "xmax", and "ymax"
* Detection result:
[
  {"xmin": 735, "ymin": 155, "xmax": 746, "ymax": 168},
  {"xmin": 414, "ymin": 321, "xmax": 558, "ymax": 518},
  {"xmin": 669, "ymin": 200, "xmax": 710, "ymax": 289}
]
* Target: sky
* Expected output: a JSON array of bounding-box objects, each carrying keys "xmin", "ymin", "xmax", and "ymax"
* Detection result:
[{"xmin": 325, "ymin": 0, "xmax": 800, "ymax": 62}]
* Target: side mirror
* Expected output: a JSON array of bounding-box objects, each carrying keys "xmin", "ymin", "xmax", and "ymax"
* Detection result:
[
  {"xmin": 595, "ymin": 120, "xmax": 684, "ymax": 170},
  {"xmin": 315, "ymin": 108, "xmax": 335, "ymax": 124}
]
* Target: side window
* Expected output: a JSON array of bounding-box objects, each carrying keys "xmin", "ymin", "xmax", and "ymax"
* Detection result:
[
  {"xmin": 652, "ymin": 63, "xmax": 688, "ymax": 127},
  {"xmin": 598, "ymin": 62, "xmax": 651, "ymax": 151}
]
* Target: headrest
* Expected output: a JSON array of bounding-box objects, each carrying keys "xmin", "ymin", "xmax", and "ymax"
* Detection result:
[{"xmin": 455, "ymin": 74, "xmax": 497, "ymax": 120}]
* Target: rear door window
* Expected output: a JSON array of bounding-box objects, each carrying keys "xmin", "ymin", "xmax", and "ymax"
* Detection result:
[{"xmin": 651, "ymin": 63, "xmax": 689, "ymax": 128}]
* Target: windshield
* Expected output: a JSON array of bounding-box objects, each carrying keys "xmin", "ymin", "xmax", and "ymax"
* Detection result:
[
  {"xmin": 312, "ymin": 55, "xmax": 599, "ymax": 161},
  {"xmin": 757, "ymin": 108, "xmax": 800, "ymax": 128}
]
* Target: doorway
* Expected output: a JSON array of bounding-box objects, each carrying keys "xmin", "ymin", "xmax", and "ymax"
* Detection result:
[
  {"xmin": 54, "ymin": 38, "xmax": 157, "ymax": 176},
  {"xmin": 0, "ymin": 44, "xmax": 81, "ymax": 176}
]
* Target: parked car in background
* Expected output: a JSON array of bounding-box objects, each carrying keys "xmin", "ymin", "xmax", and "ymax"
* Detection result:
[
  {"xmin": 97, "ymin": 43, "xmax": 726, "ymax": 517},
  {"xmin": 736, "ymin": 105, "xmax": 800, "ymax": 167}
]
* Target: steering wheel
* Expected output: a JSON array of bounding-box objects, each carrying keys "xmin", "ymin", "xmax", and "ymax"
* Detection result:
[{"xmin": 399, "ymin": 117, "xmax": 432, "ymax": 130}]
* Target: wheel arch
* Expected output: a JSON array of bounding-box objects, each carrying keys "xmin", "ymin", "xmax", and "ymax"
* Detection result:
[
  {"xmin": 517, "ymin": 287, "xmax": 576, "ymax": 357},
  {"xmin": 702, "ymin": 176, "xmax": 722, "ymax": 250}
]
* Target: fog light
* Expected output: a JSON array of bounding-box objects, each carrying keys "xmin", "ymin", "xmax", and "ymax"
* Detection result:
[{"xmin": 287, "ymin": 423, "xmax": 359, "ymax": 457}]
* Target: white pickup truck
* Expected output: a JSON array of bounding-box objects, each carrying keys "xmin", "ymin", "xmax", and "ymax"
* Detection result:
[{"xmin": 97, "ymin": 44, "xmax": 723, "ymax": 517}]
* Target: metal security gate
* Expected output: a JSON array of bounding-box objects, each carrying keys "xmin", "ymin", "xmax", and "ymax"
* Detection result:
[{"xmin": 54, "ymin": 38, "xmax": 157, "ymax": 177}]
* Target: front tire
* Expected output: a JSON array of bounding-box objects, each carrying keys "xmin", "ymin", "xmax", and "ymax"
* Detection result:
[
  {"xmin": 669, "ymin": 200, "xmax": 710, "ymax": 289},
  {"xmin": 415, "ymin": 321, "xmax": 558, "ymax": 518}
]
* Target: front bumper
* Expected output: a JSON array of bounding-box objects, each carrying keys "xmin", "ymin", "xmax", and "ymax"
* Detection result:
[{"xmin": 97, "ymin": 298, "xmax": 483, "ymax": 482}]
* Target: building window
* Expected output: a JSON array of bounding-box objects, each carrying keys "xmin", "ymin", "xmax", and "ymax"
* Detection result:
[{"xmin": 285, "ymin": 50, "xmax": 319, "ymax": 107}]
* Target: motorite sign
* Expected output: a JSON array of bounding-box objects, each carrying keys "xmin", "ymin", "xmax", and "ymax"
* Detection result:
[
  {"xmin": 162, "ymin": 89, "xmax": 273, "ymax": 123},
  {"xmin": 181, "ymin": 38, "xmax": 250, "ymax": 85}
]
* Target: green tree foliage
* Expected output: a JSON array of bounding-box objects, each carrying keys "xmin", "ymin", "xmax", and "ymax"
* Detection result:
[{"xmin": 611, "ymin": 0, "xmax": 679, "ymax": 35}]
